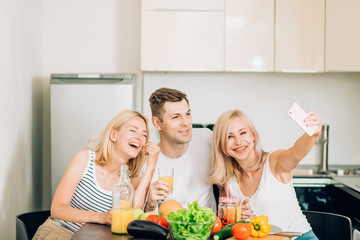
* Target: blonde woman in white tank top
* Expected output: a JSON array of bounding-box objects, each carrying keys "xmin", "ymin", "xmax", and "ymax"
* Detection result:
[{"xmin": 209, "ymin": 109, "xmax": 321, "ymax": 240}]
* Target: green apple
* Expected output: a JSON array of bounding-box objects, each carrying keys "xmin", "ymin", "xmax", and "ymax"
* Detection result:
[
  {"xmin": 134, "ymin": 208, "xmax": 144, "ymax": 220},
  {"xmin": 141, "ymin": 211, "xmax": 157, "ymax": 220}
]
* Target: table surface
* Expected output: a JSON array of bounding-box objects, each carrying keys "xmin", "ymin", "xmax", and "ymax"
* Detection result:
[
  {"xmin": 72, "ymin": 223, "xmax": 291, "ymax": 240},
  {"xmin": 72, "ymin": 223, "xmax": 131, "ymax": 240}
]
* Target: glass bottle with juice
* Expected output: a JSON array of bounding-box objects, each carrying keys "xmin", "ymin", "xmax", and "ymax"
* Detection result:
[{"xmin": 112, "ymin": 165, "xmax": 135, "ymax": 234}]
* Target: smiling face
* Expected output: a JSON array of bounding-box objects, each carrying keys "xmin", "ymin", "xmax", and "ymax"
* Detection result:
[
  {"xmin": 155, "ymin": 99, "xmax": 192, "ymax": 145},
  {"xmin": 225, "ymin": 117, "xmax": 256, "ymax": 162},
  {"xmin": 111, "ymin": 116, "xmax": 147, "ymax": 160}
]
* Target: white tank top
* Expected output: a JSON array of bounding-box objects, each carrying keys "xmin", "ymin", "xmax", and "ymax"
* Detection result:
[{"xmin": 227, "ymin": 153, "xmax": 311, "ymax": 233}]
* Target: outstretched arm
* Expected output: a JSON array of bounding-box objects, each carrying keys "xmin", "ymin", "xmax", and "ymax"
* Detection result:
[
  {"xmin": 271, "ymin": 111, "xmax": 322, "ymax": 174},
  {"xmin": 51, "ymin": 149, "xmax": 111, "ymax": 224}
]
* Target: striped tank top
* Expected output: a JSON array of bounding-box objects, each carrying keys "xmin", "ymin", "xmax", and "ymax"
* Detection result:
[{"xmin": 53, "ymin": 150, "xmax": 112, "ymax": 232}]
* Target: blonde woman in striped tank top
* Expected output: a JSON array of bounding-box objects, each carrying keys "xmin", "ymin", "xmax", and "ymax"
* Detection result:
[
  {"xmin": 209, "ymin": 109, "xmax": 321, "ymax": 240},
  {"xmin": 33, "ymin": 110, "xmax": 160, "ymax": 240}
]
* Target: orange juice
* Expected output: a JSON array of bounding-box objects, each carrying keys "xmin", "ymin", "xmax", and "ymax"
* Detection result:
[
  {"xmin": 119, "ymin": 200, "xmax": 131, "ymax": 209},
  {"xmin": 218, "ymin": 197, "xmax": 238, "ymax": 226},
  {"xmin": 159, "ymin": 176, "xmax": 173, "ymax": 192},
  {"xmin": 111, "ymin": 208, "xmax": 135, "ymax": 234},
  {"xmin": 222, "ymin": 207, "xmax": 236, "ymax": 224},
  {"xmin": 236, "ymin": 205, "xmax": 241, "ymax": 221}
]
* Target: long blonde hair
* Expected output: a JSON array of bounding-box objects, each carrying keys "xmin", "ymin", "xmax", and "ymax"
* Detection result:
[
  {"xmin": 87, "ymin": 110, "xmax": 149, "ymax": 177},
  {"xmin": 209, "ymin": 110, "xmax": 267, "ymax": 186}
]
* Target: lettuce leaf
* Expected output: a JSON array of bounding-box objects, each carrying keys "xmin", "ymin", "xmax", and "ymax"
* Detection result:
[{"xmin": 167, "ymin": 201, "xmax": 216, "ymax": 240}]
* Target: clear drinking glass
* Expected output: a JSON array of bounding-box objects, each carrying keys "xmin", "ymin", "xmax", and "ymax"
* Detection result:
[
  {"xmin": 240, "ymin": 196, "xmax": 255, "ymax": 221},
  {"xmin": 158, "ymin": 168, "xmax": 174, "ymax": 193},
  {"xmin": 158, "ymin": 168, "xmax": 174, "ymax": 208},
  {"xmin": 218, "ymin": 197, "xmax": 238, "ymax": 226}
]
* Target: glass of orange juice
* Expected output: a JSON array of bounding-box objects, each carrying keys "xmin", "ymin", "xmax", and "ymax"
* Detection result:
[{"xmin": 158, "ymin": 168, "xmax": 174, "ymax": 193}]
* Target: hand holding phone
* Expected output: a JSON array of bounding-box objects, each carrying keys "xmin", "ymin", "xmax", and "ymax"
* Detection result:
[{"xmin": 288, "ymin": 103, "xmax": 318, "ymax": 136}]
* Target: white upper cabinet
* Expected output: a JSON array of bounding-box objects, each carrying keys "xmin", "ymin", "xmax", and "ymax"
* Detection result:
[
  {"xmin": 326, "ymin": 0, "xmax": 360, "ymax": 72},
  {"xmin": 141, "ymin": 11, "xmax": 224, "ymax": 71},
  {"xmin": 225, "ymin": 0, "xmax": 274, "ymax": 72},
  {"xmin": 275, "ymin": 0, "xmax": 325, "ymax": 72},
  {"xmin": 142, "ymin": 0, "xmax": 224, "ymax": 10},
  {"xmin": 141, "ymin": 0, "xmax": 358, "ymax": 73}
]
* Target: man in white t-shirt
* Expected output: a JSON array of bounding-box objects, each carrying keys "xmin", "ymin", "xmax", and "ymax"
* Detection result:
[{"xmin": 144, "ymin": 88, "xmax": 216, "ymax": 212}]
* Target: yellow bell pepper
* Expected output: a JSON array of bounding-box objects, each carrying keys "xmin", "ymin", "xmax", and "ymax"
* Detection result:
[{"xmin": 249, "ymin": 215, "xmax": 272, "ymax": 238}]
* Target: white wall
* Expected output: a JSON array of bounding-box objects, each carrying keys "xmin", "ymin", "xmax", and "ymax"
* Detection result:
[
  {"xmin": 0, "ymin": 0, "xmax": 43, "ymax": 239},
  {"xmin": 42, "ymin": 0, "xmax": 142, "ymax": 205},
  {"xmin": 143, "ymin": 72, "xmax": 360, "ymax": 166}
]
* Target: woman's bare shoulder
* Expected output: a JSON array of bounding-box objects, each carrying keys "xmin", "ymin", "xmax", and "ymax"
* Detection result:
[{"xmin": 70, "ymin": 149, "xmax": 90, "ymax": 167}]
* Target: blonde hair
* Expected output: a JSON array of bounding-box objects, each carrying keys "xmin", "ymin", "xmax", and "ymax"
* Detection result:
[
  {"xmin": 87, "ymin": 110, "xmax": 149, "ymax": 177},
  {"xmin": 209, "ymin": 110, "xmax": 268, "ymax": 186}
]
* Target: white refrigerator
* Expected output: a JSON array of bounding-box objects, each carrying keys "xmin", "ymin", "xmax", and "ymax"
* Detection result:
[{"xmin": 50, "ymin": 73, "xmax": 134, "ymax": 197}]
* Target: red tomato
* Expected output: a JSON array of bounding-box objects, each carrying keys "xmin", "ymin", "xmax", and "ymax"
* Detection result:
[
  {"xmin": 156, "ymin": 216, "xmax": 169, "ymax": 229},
  {"xmin": 211, "ymin": 216, "xmax": 223, "ymax": 235},
  {"xmin": 146, "ymin": 213, "xmax": 169, "ymax": 229},
  {"xmin": 146, "ymin": 214, "xmax": 158, "ymax": 222},
  {"xmin": 232, "ymin": 223, "xmax": 251, "ymax": 240}
]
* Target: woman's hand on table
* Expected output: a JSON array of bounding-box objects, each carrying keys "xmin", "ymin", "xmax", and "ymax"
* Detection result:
[{"xmin": 95, "ymin": 210, "xmax": 112, "ymax": 224}]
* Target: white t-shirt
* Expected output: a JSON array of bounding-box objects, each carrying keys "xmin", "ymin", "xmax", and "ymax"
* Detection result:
[
  {"xmin": 228, "ymin": 153, "xmax": 311, "ymax": 233},
  {"xmin": 151, "ymin": 128, "xmax": 217, "ymax": 212}
]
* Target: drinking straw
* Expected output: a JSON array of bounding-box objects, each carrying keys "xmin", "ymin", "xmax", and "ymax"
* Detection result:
[{"xmin": 225, "ymin": 182, "xmax": 230, "ymax": 198}]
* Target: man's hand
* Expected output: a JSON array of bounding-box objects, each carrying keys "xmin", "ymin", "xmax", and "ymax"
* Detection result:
[{"xmin": 145, "ymin": 180, "xmax": 170, "ymax": 211}]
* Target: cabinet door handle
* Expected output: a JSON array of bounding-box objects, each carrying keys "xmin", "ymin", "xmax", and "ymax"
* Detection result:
[
  {"xmin": 280, "ymin": 70, "xmax": 319, "ymax": 73},
  {"xmin": 153, "ymin": 8, "xmax": 211, "ymax": 11}
]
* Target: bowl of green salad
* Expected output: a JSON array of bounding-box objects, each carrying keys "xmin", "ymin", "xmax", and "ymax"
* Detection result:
[{"xmin": 166, "ymin": 201, "xmax": 216, "ymax": 240}]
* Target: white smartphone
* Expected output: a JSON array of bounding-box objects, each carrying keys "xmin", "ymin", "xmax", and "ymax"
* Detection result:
[{"xmin": 288, "ymin": 103, "xmax": 317, "ymax": 136}]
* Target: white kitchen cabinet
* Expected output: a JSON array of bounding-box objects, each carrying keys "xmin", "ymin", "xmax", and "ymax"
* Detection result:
[
  {"xmin": 326, "ymin": 0, "xmax": 360, "ymax": 72},
  {"xmin": 275, "ymin": 0, "xmax": 325, "ymax": 72},
  {"xmin": 225, "ymin": 0, "xmax": 274, "ymax": 72},
  {"xmin": 141, "ymin": 11, "xmax": 224, "ymax": 71},
  {"xmin": 142, "ymin": 0, "xmax": 224, "ymax": 11}
]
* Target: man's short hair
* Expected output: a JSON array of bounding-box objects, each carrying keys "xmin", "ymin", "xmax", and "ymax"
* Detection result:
[{"xmin": 149, "ymin": 88, "xmax": 189, "ymax": 121}]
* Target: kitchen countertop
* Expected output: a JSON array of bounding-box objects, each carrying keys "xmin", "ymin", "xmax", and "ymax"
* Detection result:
[
  {"xmin": 294, "ymin": 165, "xmax": 360, "ymax": 175},
  {"xmin": 292, "ymin": 177, "xmax": 332, "ymax": 187},
  {"xmin": 331, "ymin": 176, "xmax": 360, "ymax": 195},
  {"xmin": 292, "ymin": 165, "xmax": 360, "ymax": 194}
]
